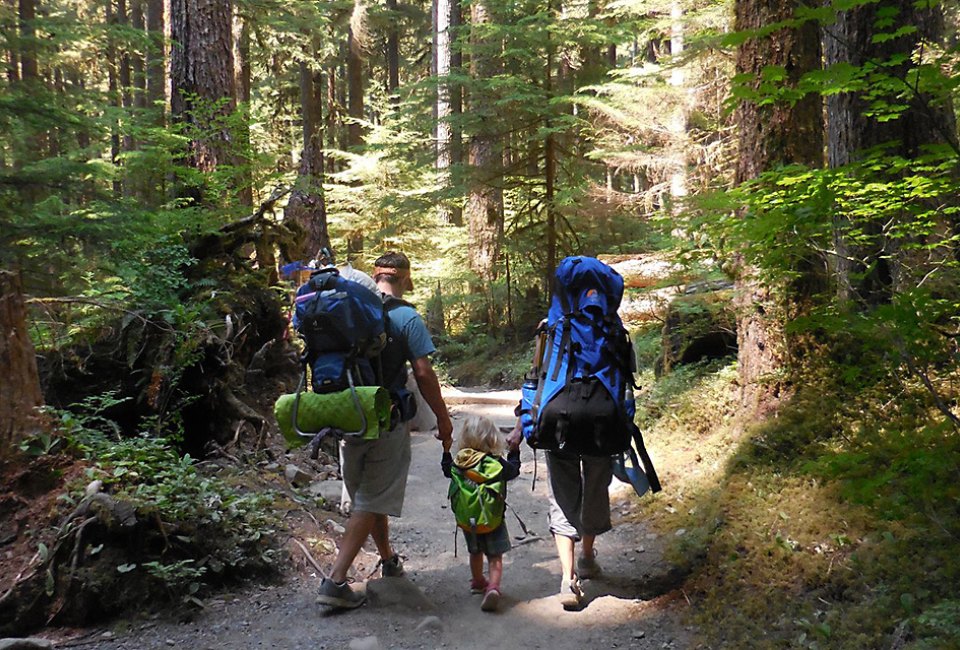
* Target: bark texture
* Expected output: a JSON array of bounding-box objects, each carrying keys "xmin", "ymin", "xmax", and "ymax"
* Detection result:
[
  {"xmin": 284, "ymin": 60, "xmax": 330, "ymax": 261},
  {"xmin": 825, "ymin": 1, "xmax": 957, "ymax": 304},
  {"xmin": 146, "ymin": 0, "xmax": 164, "ymax": 120},
  {"xmin": 0, "ymin": 270, "xmax": 44, "ymax": 457},
  {"xmin": 346, "ymin": 9, "xmax": 365, "ymax": 148},
  {"xmin": 733, "ymin": 0, "xmax": 823, "ymax": 415},
  {"xmin": 435, "ymin": 0, "xmax": 454, "ymax": 224},
  {"xmin": 17, "ymin": 0, "xmax": 36, "ymax": 81},
  {"xmin": 464, "ymin": 0, "xmax": 503, "ymax": 283},
  {"xmin": 170, "ymin": 0, "xmax": 237, "ymax": 173}
]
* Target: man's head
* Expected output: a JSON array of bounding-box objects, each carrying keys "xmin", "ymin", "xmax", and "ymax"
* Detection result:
[{"xmin": 373, "ymin": 251, "xmax": 414, "ymax": 294}]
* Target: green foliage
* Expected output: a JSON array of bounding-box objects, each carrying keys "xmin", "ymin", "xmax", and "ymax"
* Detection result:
[
  {"xmin": 631, "ymin": 323, "xmax": 664, "ymax": 371},
  {"xmin": 635, "ymin": 358, "xmax": 736, "ymax": 429},
  {"xmin": 54, "ymin": 396, "xmax": 281, "ymax": 598},
  {"xmin": 650, "ymin": 353, "xmax": 960, "ymax": 649},
  {"xmin": 910, "ymin": 600, "xmax": 960, "ymax": 649},
  {"xmin": 433, "ymin": 329, "xmax": 535, "ymax": 387},
  {"xmin": 18, "ymin": 430, "xmax": 65, "ymax": 457}
]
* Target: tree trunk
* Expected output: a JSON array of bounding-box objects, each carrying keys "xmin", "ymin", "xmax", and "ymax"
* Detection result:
[
  {"xmin": 233, "ymin": 7, "xmax": 252, "ymax": 206},
  {"xmin": 346, "ymin": 3, "xmax": 365, "ymax": 148},
  {"xmin": 435, "ymin": 0, "xmax": 454, "ymax": 224},
  {"xmin": 667, "ymin": 1, "xmax": 687, "ymax": 211},
  {"xmin": 117, "ymin": 0, "xmax": 136, "ymax": 198},
  {"xmin": 6, "ymin": 0, "xmax": 20, "ymax": 84},
  {"xmin": 18, "ymin": 0, "xmax": 36, "ymax": 81},
  {"xmin": 0, "ymin": 270, "xmax": 44, "ymax": 459},
  {"xmin": 284, "ymin": 59, "xmax": 330, "ymax": 262},
  {"xmin": 326, "ymin": 64, "xmax": 338, "ymax": 172},
  {"xmin": 449, "ymin": 0, "xmax": 463, "ymax": 226},
  {"xmin": 733, "ymin": 0, "xmax": 823, "ymax": 415},
  {"xmin": 141, "ymin": 0, "xmax": 165, "ymax": 202},
  {"xmin": 145, "ymin": 0, "xmax": 164, "ymax": 121},
  {"xmin": 170, "ymin": 0, "xmax": 236, "ymax": 176},
  {"xmin": 824, "ymin": 1, "xmax": 957, "ymax": 305},
  {"xmin": 464, "ymin": 0, "xmax": 503, "ymax": 284},
  {"xmin": 118, "ymin": 0, "xmax": 132, "ymax": 112},
  {"xmin": 385, "ymin": 0, "xmax": 399, "ymax": 97},
  {"xmin": 107, "ymin": 0, "xmax": 122, "ymax": 196},
  {"xmin": 131, "ymin": 0, "xmax": 146, "ymax": 111}
]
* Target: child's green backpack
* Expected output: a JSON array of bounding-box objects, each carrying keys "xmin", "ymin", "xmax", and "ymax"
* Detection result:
[{"xmin": 448, "ymin": 454, "xmax": 505, "ymax": 535}]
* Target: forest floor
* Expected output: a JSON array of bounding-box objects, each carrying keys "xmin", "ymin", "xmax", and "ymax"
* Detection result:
[{"xmin": 31, "ymin": 389, "xmax": 701, "ymax": 650}]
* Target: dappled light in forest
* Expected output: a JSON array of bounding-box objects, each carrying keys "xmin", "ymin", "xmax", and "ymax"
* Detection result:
[{"xmin": 2, "ymin": 0, "xmax": 959, "ymax": 646}]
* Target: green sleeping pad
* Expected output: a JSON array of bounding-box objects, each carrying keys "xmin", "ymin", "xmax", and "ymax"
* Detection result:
[{"xmin": 274, "ymin": 387, "xmax": 392, "ymax": 447}]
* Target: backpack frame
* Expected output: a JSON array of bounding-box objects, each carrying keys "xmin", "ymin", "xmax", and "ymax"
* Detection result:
[{"xmin": 289, "ymin": 268, "xmax": 411, "ymax": 450}]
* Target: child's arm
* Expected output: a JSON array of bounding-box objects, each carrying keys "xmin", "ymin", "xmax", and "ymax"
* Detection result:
[
  {"xmin": 441, "ymin": 450, "xmax": 453, "ymax": 477},
  {"xmin": 499, "ymin": 450, "xmax": 521, "ymax": 481}
]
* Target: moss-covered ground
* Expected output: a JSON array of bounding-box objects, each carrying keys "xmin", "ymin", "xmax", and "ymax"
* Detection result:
[{"xmin": 625, "ymin": 323, "xmax": 960, "ymax": 649}]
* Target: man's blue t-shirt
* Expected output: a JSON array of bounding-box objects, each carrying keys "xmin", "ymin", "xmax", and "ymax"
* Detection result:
[{"xmin": 381, "ymin": 303, "xmax": 436, "ymax": 393}]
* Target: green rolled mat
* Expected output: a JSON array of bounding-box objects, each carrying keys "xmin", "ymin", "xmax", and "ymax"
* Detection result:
[{"xmin": 274, "ymin": 387, "xmax": 392, "ymax": 447}]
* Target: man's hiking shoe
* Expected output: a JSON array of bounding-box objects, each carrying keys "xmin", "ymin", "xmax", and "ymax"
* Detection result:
[
  {"xmin": 381, "ymin": 554, "xmax": 405, "ymax": 578},
  {"xmin": 470, "ymin": 577, "xmax": 489, "ymax": 594},
  {"xmin": 316, "ymin": 578, "xmax": 365, "ymax": 609},
  {"xmin": 577, "ymin": 551, "xmax": 602, "ymax": 579},
  {"xmin": 481, "ymin": 587, "xmax": 501, "ymax": 612},
  {"xmin": 559, "ymin": 576, "xmax": 583, "ymax": 610}
]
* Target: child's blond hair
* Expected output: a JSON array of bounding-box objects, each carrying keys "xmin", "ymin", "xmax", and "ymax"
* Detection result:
[{"xmin": 457, "ymin": 416, "xmax": 504, "ymax": 456}]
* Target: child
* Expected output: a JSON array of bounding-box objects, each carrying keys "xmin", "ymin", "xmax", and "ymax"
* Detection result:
[{"xmin": 442, "ymin": 416, "xmax": 521, "ymax": 612}]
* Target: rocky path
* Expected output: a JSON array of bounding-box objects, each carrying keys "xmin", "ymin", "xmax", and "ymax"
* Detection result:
[{"xmin": 50, "ymin": 392, "xmax": 697, "ymax": 650}]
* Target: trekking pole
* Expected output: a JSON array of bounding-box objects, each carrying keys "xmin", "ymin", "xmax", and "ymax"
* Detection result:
[{"xmin": 506, "ymin": 502, "xmax": 531, "ymax": 539}]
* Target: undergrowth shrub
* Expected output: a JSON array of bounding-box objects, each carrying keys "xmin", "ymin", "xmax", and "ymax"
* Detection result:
[
  {"xmin": 55, "ymin": 395, "xmax": 281, "ymax": 602},
  {"xmin": 631, "ymin": 323, "xmax": 662, "ymax": 371},
  {"xmin": 434, "ymin": 329, "xmax": 534, "ymax": 387}
]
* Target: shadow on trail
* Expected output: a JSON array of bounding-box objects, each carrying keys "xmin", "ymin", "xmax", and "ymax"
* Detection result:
[{"xmin": 586, "ymin": 565, "xmax": 691, "ymax": 603}]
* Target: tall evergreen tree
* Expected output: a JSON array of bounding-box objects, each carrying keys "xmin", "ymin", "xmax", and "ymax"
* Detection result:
[
  {"xmin": 732, "ymin": 0, "xmax": 822, "ymax": 413},
  {"xmin": 464, "ymin": 0, "xmax": 503, "ymax": 283},
  {"xmin": 170, "ymin": 0, "xmax": 237, "ymax": 177},
  {"xmin": 284, "ymin": 51, "xmax": 331, "ymax": 261},
  {"xmin": 824, "ymin": 0, "xmax": 958, "ymax": 305}
]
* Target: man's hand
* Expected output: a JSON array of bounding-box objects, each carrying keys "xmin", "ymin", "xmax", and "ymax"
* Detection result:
[
  {"xmin": 435, "ymin": 417, "xmax": 453, "ymax": 452},
  {"xmin": 506, "ymin": 419, "xmax": 523, "ymax": 451}
]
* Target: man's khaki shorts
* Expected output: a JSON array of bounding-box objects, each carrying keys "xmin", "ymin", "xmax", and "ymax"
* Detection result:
[{"xmin": 339, "ymin": 422, "xmax": 412, "ymax": 517}]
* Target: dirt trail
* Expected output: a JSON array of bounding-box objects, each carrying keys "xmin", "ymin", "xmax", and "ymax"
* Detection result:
[{"xmin": 55, "ymin": 394, "xmax": 697, "ymax": 650}]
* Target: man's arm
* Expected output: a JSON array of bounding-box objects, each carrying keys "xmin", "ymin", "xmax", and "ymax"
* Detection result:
[{"xmin": 410, "ymin": 356, "xmax": 453, "ymax": 451}]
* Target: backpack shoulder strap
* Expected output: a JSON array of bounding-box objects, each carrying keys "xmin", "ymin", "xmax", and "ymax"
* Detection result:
[{"xmin": 382, "ymin": 294, "xmax": 414, "ymax": 311}]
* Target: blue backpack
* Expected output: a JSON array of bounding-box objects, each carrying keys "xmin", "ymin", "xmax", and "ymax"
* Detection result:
[
  {"xmin": 519, "ymin": 256, "xmax": 636, "ymax": 456},
  {"xmin": 293, "ymin": 268, "xmax": 388, "ymax": 392}
]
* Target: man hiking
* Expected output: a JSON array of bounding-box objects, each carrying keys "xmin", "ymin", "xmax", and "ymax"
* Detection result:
[{"xmin": 316, "ymin": 251, "xmax": 454, "ymax": 609}]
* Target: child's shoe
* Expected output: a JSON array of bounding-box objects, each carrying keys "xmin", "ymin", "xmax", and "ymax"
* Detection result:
[
  {"xmin": 470, "ymin": 576, "xmax": 489, "ymax": 594},
  {"xmin": 481, "ymin": 587, "xmax": 501, "ymax": 612}
]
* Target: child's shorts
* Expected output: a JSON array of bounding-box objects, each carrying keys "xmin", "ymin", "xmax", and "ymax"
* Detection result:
[{"xmin": 462, "ymin": 522, "xmax": 511, "ymax": 556}]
